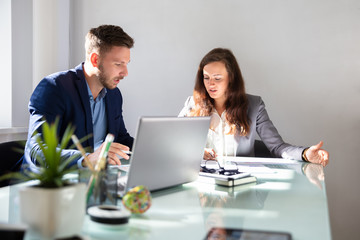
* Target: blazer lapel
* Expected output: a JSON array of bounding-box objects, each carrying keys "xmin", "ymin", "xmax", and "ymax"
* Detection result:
[
  {"xmin": 105, "ymin": 94, "xmax": 116, "ymax": 135},
  {"xmin": 74, "ymin": 64, "xmax": 94, "ymax": 149}
]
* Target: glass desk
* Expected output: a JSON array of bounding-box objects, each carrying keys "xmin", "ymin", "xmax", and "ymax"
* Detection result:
[{"xmin": 0, "ymin": 157, "xmax": 331, "ymax": 240}]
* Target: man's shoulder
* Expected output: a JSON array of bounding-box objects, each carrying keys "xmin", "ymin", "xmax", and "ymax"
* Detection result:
[
  {"xmin": 45, "ymin": 64, "xmax": 83, "ymax": 83},
  {"xmin": 32, "ymin": 64, "xmax": 85, "ymax": 99}
]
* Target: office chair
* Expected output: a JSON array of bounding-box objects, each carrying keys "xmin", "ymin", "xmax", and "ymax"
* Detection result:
[
  {"xmin": 0, "ymin": 140, "xmax": 25, "ymax": 187},
  {"xmin": 254, "ymin": 140, "xmax": 274, "ymax": 158}
]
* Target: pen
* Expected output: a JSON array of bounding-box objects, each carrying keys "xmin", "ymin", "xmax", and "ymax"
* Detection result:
[
  {"xmin": 71, "ymin": 135, "xmax": 94, "ymax": 171},
  {"xmin": 95, "ymin": 134, "xmax": 114, "ymax": 171},
  {"xmin": 87, "ymin": 134, "xmax": 114, "ymax": 203},
  {"xmin": 122, "ymin": 150, "xmax": 132, "ymax": 155}
]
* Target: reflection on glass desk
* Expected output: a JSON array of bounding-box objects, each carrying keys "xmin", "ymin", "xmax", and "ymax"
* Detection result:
[{"xmin": 0, "ymin": 157, "xmax": 331, "ymax": 240}]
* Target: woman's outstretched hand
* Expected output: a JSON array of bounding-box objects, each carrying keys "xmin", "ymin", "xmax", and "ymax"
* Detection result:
[{"xmin": 305, "ymin": 141, "xmax": 329, "ymax": 167}]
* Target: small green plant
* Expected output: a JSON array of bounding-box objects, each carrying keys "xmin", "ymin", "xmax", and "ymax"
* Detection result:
[{"xmin": 0, "ymin": 118, "xmax": 81, "ymax": 188}]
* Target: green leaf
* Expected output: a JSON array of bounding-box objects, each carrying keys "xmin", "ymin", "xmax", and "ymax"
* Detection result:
[{"xmin": 1, "ymin": 117, "xmax": 86, "ymax": 188}]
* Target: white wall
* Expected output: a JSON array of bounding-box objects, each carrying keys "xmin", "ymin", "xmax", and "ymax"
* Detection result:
[
  {"xmin": 0, "ymin": 0, "xmax": 12, "ymax": 128},
  {"xmin": 11, "ymin": 0, "xmax": 33, "ymax": 127},
  {"xmin": 0, "ymin": 0, "xmax": 70, "ymax": 142},
  {"xmin": 33, "ymin": 0, "xmax": 70, "ymax": 88},
  {"xmin": 69, "ymin": 1, "xmax": 360, "ymax": 239}
]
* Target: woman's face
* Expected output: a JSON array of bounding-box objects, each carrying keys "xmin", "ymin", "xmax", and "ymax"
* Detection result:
[{"xmin": 203, "ymin": 61, "xmax": 229, "ymax": 104}]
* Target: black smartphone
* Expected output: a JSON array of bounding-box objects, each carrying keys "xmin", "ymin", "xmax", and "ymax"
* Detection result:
[{"xmin": 205, "ymin": 227, "xmax": 292, "ymax": 240}]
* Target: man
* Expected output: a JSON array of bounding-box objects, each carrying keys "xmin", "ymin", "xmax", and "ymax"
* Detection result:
[{"xmin": 24, "ymin": 25, "xmax": 134, "ymax": 171}]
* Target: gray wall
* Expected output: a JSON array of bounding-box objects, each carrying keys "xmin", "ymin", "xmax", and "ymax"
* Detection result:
[{"xmin": 70, "ymin": 1, "xmax": 360, "ymax": 239}]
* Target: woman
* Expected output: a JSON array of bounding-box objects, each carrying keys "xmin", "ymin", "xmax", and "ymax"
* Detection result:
[{"xmin": 179, "ymin": 48, "xmax": 329, "ymax": 166}]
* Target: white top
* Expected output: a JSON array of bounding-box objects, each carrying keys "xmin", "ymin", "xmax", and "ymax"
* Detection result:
[{"xmin": 207, "ymin": 109, "xmax": 238, "ymax": 157}]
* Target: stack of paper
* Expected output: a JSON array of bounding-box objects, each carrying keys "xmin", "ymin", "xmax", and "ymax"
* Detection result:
[{"xmin": 198, "ymin": 172, "xmax": 257, "ymax": 187}]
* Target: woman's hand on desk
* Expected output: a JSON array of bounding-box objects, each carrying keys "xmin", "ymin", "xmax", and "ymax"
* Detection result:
[
  {"xmin": 87, "ymin": 142, "xmax": 130, "ymax": 167},
  {"xmin": 305, "ymin": 141, "xmax": 329, "ymax": 167},
  {"xmin": 204, "ymin": 148, "xmax": 217, "ymax": 160}
]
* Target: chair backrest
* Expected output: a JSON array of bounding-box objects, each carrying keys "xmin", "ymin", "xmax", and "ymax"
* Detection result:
[
  {"xmin": 0, "ymin": 140, "xmax": 25, "ymax": 187},
  {"xmin": 254, "ymin": 140, "xmax": 274, "ymax": 158}
]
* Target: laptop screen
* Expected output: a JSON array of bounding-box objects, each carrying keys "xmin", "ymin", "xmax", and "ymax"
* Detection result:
[{"xmin": 123, "ymin": 116, "xmax": 210, "ymax": 193}]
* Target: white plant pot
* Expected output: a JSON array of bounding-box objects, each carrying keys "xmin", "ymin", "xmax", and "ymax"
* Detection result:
[{"xmin": 19, "ymin": 183, "xmax": 86, "ymax": 239}]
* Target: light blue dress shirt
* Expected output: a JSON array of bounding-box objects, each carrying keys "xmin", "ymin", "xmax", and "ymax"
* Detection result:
[
  {"xmin": 86, "ymin": 82, "xmax": 108, "ymax": 150},
  {"xmin": 76, "ymin": 82, "xmax": 108, "ymax": 168}
]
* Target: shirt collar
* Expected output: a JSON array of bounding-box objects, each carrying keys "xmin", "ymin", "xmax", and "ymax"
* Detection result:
[
  {"xmin": 211, "ymin": 108, "xmax": 226, "ymax": 118},
  {"xmin": 85, "ymin": 81, "xmax": 107, "ymax": 101}
]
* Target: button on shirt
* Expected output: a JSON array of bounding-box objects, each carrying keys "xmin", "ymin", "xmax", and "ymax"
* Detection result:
[
  {"xmin": 207, "ymin": 110, "xmax": 237, "ymax": 157},
  {"xmin": 86, "ymin": 82, "xmax": 108, "ymax": 151},
  {"xmin": 178, "ymin": 96, "xmax": 238, "ymax": 157},
  {"xmin": 179, "ymin": 96, "xmax": 255, "ymax": 158}
]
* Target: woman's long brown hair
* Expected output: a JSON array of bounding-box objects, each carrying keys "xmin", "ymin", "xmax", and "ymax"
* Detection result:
[{"xmin": 190, "ymin": 48, "xmax": 250, "ymax": 136}]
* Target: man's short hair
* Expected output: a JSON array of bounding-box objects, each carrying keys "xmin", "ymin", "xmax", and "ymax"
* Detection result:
[{"xmin": 85, "ymin": 25, "xmax": 134, "ymax": 60}]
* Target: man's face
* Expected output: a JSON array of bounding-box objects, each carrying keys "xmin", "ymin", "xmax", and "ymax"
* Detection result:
[{"xmin": 97, "ymin": 46, "xmax": 131, "ymax": 89}]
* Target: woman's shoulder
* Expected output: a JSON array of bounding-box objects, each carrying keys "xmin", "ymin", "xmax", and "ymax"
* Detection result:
[
  {"xmin": 184, "ymin": 96, "xmax": 195, "ymax": 106},
  {"xmin": 178, "ymin": 96, "xmax": 195, "ymax": 117},
  {"xmin": 245, "ymin": 94, "xmax": 267, "ymax": 118},
  {"xmin": 246, "ymin": 94, "xmax": 263, "ymax": 105}
]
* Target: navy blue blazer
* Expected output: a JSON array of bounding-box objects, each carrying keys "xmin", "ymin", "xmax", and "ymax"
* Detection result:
[{"xmin": 23, "ymin": 63, "xmax": 134, "ymax": 169}]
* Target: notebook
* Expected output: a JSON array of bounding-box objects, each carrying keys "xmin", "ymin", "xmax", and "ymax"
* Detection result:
[
  {"xmin": 117, "ymin": 116, "xmax": 210, "ymax": 196},
  {"xmin": 198, "ymin": 172, "xmax": 256, "ymax": 187}
]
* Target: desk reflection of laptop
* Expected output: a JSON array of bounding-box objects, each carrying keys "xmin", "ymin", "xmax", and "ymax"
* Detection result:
[{"xmin": 117, "ymin": 116, "xmax": 210, "ymax": 197}]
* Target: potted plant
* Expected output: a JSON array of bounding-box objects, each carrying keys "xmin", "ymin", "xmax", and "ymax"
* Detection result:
[{"xmin": 0, "ymin": 119, "xmax": 87, "ymax": 239}]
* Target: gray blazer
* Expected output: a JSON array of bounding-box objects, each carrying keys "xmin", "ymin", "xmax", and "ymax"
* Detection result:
[{"xmin": 179, "ymin": 94, "xmax": 305, "ymax": 160}]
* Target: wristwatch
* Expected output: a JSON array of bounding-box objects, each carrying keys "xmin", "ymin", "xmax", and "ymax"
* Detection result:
[{"xmin": 302, "ymin": 148, "xmax": 309, "ymax": 162}]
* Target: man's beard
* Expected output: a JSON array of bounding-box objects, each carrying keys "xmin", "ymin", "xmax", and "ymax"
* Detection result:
[{"xmin": 97, "ymin": 63, "xmax": 119, "ymax": 90}]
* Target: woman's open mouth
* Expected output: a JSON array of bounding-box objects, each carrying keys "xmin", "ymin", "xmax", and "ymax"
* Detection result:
[{"xmin": 209, "ymin": 89, "xmax": 217, "ymax": 93}]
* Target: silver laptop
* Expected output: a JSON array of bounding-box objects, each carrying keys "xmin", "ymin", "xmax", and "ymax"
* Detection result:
[{"xmin": 118, "ymin": 116, "xmax": 210, "ymax": 196}]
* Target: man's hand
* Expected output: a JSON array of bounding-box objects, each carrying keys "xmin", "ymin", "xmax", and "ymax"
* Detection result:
[{"xmin": 87, "ymin": 142, "xmax": 130, "ymax": 167}]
